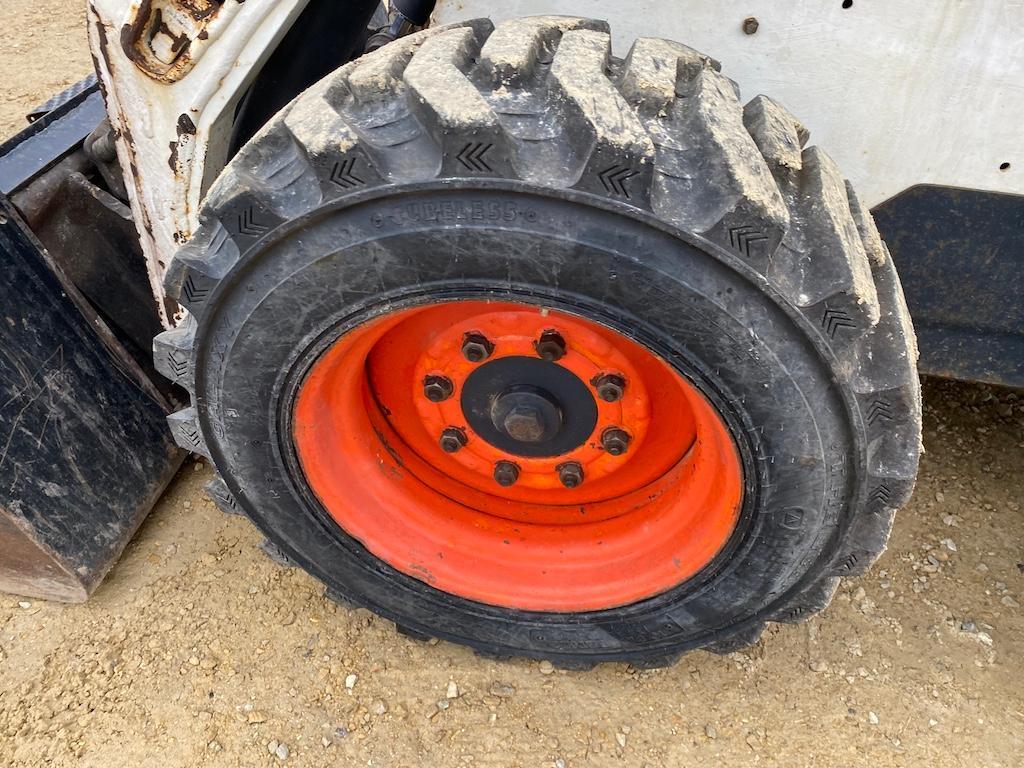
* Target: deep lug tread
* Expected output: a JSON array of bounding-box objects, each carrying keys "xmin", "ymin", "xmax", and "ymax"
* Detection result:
[
  {"xmin": 395, "ymin": 624, "xmax": 434, "ymax": 642},
  {"xmin": 166, "ymin": 407, "xmax": 209, "ymax": 458},
  {"xmin": 769, "ymin": 577, "xmax": 840, "ymax": 624},
  {"xmin": 155, "ymin": 16, "xmax": 922, "ymax": 670},
  {"xmin": 704, "ymin": 623, "xmax": 765, "ymax": 655},
  {"xmin": 153, "ymin": 316, "xmax": 196, "ymax": 388},
  {"xmin": 551, "ymin": 29, "xmax": 655, "ymax": 206},
  {"xmin": 324, "ymin": 586, "xmax": 358, "ymax": 610},
  {"xmin": 205, "ymin": 475, "xmax": 245, "ymax": 517},
  {"xmin": 259, "ymin": 538, "xmax": 296, "ymax": 568}
]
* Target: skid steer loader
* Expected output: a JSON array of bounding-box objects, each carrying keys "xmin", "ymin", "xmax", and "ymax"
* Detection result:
[{"xmin": 0, "ymin": 0, "xmax": 1020, "ymax": 667}]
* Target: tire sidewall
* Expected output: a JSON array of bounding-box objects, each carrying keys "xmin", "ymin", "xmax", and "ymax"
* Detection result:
[{"xmin": 196, "ymin": 183, "xmax": 860, "ymax": 660}]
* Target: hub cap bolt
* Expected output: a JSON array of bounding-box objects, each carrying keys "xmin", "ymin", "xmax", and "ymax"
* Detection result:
[
  {"xmin": 534, "ymin": 330, "xmax": 567, "ymax": 362},
  {"xmin": 462, "ymin": 332, "xmax": 494, "ymax": 363},
  {"xmin": 493, "ymin": 460, "xmax": 520, "ymax": 487},
  {"xmin": 423, "ymin": 375, "xmax": 454, "ymax": 402},
  {"xmin": 439, "ymin": 427, "xmax": 468, "ymax": 453},
  {"xmin": 557, "ymin": 461, "xmax": 584, "ymax": 489},
  {"xmin": 601, "ymin": 427, "xmax": 632, "ymax": 456},
  {"xmin": 593, "ymin": 373, "xmax": 626, "ymax": 402}
]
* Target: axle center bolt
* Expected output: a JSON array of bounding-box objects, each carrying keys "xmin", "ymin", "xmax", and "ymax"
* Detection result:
[
  {"xmin": 490, "ymin": 385, "xmax": 563, "ymax": 445},
  {"xmin": 423, "ymin": 375, "xmax": 454, "ymax": 402},
  {"xmin": 557, "ymin": 461, "xmax": 584, "ymax": 488},
  {"xmin": 462, "ymin": 332, "xmax": 494, "ymax": 363},
  {"xmin": 593, "ymin": 373, "xmax": 626, "ymax": 402},
  {"xmin": 439, "ymin": 427, "xmax": 468, "ymax": 453},
  {"xmin": 601, "ymin": 427, "xmax": 632, "ymax": 456},
  {"xmin": 534, "ymin": 330, "xmax": 567, "ymax": 361},
  {"xmin": 493, "ymin": 460, "xmax": 520, "ymax": 487}
]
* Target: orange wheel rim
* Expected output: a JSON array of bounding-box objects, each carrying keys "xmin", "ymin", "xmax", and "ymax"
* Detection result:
[{"xmin": 292, "ymin": 301, "xmax": 743, "ymax": 611}]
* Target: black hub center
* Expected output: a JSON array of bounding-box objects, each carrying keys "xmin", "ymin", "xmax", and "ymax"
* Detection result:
[{"xmin": 461, "ymin": 356, "xmax": 598, "ymax": 458}]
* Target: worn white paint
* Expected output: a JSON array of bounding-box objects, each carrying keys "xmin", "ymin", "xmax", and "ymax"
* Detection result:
[
  {"xmin": 88, "ymin": 0, "xmax": 311, "ymax": 326},
  {"xmin": 89, "ymin": 1, "xmax": 1022, "ymax": 324},
  {"xmin": 436, "ymin": 0, "xmax": 1024, "ymax": 206}
]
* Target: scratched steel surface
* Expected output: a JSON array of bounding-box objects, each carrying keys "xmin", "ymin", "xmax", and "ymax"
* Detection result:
[{"xmin": 0, "ymin": 197, "xmax": 182, "ymax": 601}]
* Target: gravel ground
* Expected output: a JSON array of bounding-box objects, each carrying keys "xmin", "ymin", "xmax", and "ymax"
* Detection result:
[{"xmin": 1, "ymin": 4, "xmax": 1023, "ymax": 767}]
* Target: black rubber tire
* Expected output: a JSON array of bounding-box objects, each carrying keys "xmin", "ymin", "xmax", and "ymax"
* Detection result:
[{"xmin": 154, "ymin": 16, "xmax": 921, "ymax": 666}]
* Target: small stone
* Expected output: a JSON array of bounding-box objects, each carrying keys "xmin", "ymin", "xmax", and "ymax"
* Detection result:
[
  {"xmin": 960, "ymin": 620, "xmax": 977, "ymax": 633},
  {"xmin": 488, "ymin": 681, "xmax": 516, "ymax": 698},
  {"xmin": 436, "ymin": 698, "xmax": 450, "ymax": 711},
  {"xmin": 274, "ymin": 742, "xmax": 290, "ymax": 760},
  {"xmin": 976, "ymin": 563, "xmax": 989, "ymax": 573},
  {"xmin": 704, "ymin": 724, "xmax": 717, "ymax": 739},
  {"xmin": 1001, "ymin": 595, "xmax": 1019, "ymax": 608},
  {"xmin": 446, "ymin": 680, "xmax": 459, "ymax": 699},
  {"xmin": 193, "ymin": 461, "xmax": 204, "ymax": 471},
  {"xmin": 615, "ymin": 732, "xmax": 627, "ymax": 748},
  {"xmin": 321, "ymin": 736, "xmax": 331, "ymax": 748},
  {"xmin": 977, "ymin": 632, "xmax": 994, "ymax": 646},
  {"xmin": 941, "ymin": 538, "xmax": 957, "ymax": 552},
  {"xmin": 929, "ymin": 719, "xmax": 938, "ymax": 727},
  {"xmin": 554, "ymin": 760, "xmax": 566, "ymax": 768},
  {"xmin": 17, "ymin": 601, "xmax": 31, "ymax": 609},
  {"xmin": 943, "ymin": 514, "xmax": 957, "ymax": 526},
  {"xmin": 539, "ymin": 660, "xmax": 555, "ymax": 675},
  {"xmin": 188, "ymin": 655, "xmax": 200, "ymax": 666},
  {"xmin": 344, "ymin": 673, "xmax": 358, "ymax": 690},
  {"xmin": 371, "ymin": 699, "xmax": 388, "ymax": 715},
  {"xmin": 935, "ymin": 491, "xmax": 945, "ymax": 503},
  {"xmin": 809, "ymin": 659, "xmax": 828, "ymax": 673},
  {"xmin": 207, "ymin": 740, "xmax": 221, "ymax": 752},
  {"xmin": 868, "ymin": 711, "xmax": 879, "ymax": 725},
  {"xmin": 267, "ymin": 740, "xmax": 279, "ymax": 755},
  {"xmin": 852, "ymin": 586, "xmax": 866, "ymax": 602},
  {"xmin": 183, "ymin": 500, "xmax": 191, "ymax": 509}
]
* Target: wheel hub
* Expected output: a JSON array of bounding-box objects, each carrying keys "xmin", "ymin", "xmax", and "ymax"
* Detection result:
[{"xmin": 292, "ymin": 300, "xmax": 743, "ymax": 611}]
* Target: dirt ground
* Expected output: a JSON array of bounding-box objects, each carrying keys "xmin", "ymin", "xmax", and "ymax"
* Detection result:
[{"xmin": 1, "ymin": 3, "xmax": 1023, "ymax": 767}]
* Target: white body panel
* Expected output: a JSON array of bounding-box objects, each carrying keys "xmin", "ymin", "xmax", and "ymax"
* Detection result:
[
  {"xmin": 435, "ymin": 0, "xmax": 1023, "ymax": 206},
  {"xmin": 88, "ymin": 1, "xmax": 1023, "ymax": 324}
]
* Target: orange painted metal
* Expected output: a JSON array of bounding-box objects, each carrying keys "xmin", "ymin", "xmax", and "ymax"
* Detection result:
[{"xmin": 292, "ymin": 301, "xmax": 743, "ymax": 612}]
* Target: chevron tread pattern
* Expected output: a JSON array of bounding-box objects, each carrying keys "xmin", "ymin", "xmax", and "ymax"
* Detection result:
[{"xmin": 155, "ymin": 16, "xmax": 921, "ymax": 668}]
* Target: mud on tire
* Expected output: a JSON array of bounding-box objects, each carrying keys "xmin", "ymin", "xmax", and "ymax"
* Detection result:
[{"xmin": 154, "ymin": 16, "xmax": 921, "ymax": 666}]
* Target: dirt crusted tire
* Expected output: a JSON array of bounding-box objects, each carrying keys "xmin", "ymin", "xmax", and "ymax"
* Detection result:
[{"xmin": 154, "ymin": 17, "xmax": 921, "ymax": 666}]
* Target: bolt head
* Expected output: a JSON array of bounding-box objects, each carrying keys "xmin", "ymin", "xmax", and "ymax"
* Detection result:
[
  {"xmin": 423, "ymin": 375, "xmax": 454, "ymax": 402},
  {"xmin": 534, "ymin": 330, "xmax": 567, "ymax": 362},
  {"xmin": 557, "ymin": 461, "xmax": 584, "ymax": 489},
  {"xmin": 462, "ymin": 332, "xmax": 494, "ymax": 363},
  {"xmin": 593, "ymin": 373, "xmax": 626, "ymax": 403},
  {"xmin": 601, "ymin": 427, "xmax": 631, "ymax": 456},
  {"xmin": 439, "ymin": 427, "xmax": 467, "ymax": 453},
  {"xmin": 493, "ymin": 460, "xmax": 520, "ymax": 487}
]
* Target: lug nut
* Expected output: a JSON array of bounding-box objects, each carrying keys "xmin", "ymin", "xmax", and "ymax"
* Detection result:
[
  {"xmin": 593, "ymin": 373, "xmax": 626, "ymax": 402},
  {"xmin": 534, "ymin": 330, "xmax": 567, "ymax": 362},
  {"xmin": 601, "ymin": 427, "xmax": 632, "ymax": 456},
  {"xmin": 462, "ymin": 332, "xmax": 494, "ymax": 363},
  {"xmin": 439, "ymin": 427, "xmax": 468, "ymax": 453},
  {"xmin": 557, "ymin": 461, "xmax": 584, "ymax": 489},
  {"xmin": 423, "ymin": 375, "xmax": 454, "ymax": 402},
  {"xmin": 493, "ymin": 460, "xmax": 520, "ymax": 487}
]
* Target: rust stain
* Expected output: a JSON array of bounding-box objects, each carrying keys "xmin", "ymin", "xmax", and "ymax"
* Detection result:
[{"xmin": 118, "ymin": 0, "xmax": 225, "ymax": 83}]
